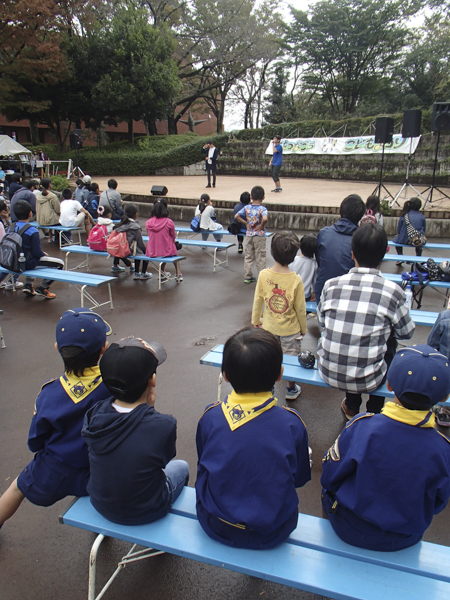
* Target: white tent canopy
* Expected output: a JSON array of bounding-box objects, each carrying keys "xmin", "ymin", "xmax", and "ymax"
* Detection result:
[{"xmin": 0, "ymin": 135, "xmax": 31, "ymax": 156}]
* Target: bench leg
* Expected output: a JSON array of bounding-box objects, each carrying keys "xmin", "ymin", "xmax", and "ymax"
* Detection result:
[
  {"xmin": 88, "ymin": 533, "xmax": 165, "ymax": 600},
  {"xmin": 79, "ymin": 285, "xmax": 114, "ymax": 311},
  {"xmin": 0, "ymin": 325, "xmax": 5, "ymax": 348}
]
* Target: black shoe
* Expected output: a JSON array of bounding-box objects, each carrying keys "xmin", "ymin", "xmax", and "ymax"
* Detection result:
[{"xmin": 206, "ymin": 184, "xmax": 211, "ymax": 188}]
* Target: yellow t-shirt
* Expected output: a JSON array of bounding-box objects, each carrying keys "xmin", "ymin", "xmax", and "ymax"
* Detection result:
[{"xmin": 251, "ymin": 268, "xmax": 307, "ymax": 336}]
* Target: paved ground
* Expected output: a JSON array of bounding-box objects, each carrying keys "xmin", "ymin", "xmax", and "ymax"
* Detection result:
[
  {"xmin": 1, "ymin": 213, "xmax": 450, "ymax": 600},
  {"xmin": 91, "ymin": 174, "xmax": 450, "ymax": 210}
]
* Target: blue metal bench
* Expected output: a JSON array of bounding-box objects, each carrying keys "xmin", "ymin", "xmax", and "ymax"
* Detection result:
[
  {"xmin": 175, "ymin": 226, "xmax": 273, "ymax": 238},
  {"xmin": 389, "ymin": 241, "xmax": 450, "ymax": 251},
  {"xmin": 143, "ymin": 236, "xmax": 234, "ymax": 272},
  {"xmin": 29, "ymin": 221, "xmax": 82, "ymax": 248},
  {"xmin": 304, "ymin": 301, "xmax": 439, "ymax": 328},
  {"xmin": 60, "ymin": 486, "xmax": 450, "ymax": 600},
  {"xmin": 62, "ymin": 245, "xmax": 186, "ymax": 290},
  {"xmin": 383, "ymin": 255, "xmax": 449, "ymax": 264},
  {"xmin": 0, "ymin": 266, "xmax": 116, "ymax": 310},
  {"xmin": 200, "ymin": 344, "xmax": 450, "ymax": 408}
]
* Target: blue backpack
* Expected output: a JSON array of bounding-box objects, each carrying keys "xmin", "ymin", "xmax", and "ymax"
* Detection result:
[{"xmin": 190, "ymin": 214, "xmax": 201, "ymax": 232}]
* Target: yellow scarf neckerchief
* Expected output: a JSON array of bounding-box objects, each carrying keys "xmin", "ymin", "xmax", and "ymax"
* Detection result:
[
  {"xmin": 221, "ymin": 390, "xmax": 277, "ymax": 431},
  {"xmin": 382, "ymin": 401, "xmax": 435, "ymax": 428},
  {"xmin": 60, "ymin": 366, "xmax": 103, "ymax": 404}
]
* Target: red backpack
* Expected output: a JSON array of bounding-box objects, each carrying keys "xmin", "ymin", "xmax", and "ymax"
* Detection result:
[
  {"xmin": 106, "ymin": 230, "xmax": 131, "ymax": 257},
  {"xmin": 87, "ymin": 224, "xmax": 109, "ymax": 251}
]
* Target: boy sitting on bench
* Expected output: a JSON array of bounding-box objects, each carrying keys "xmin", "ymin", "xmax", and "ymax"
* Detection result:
[
  {"xmin": 82, "ymin": 337, "xmax": 189, "ymax": 525},
  {"xmin": 195, "ymin": 327, "xmax": 311, "ymax": 549},
  {"xmin": 0, "ymin": 308, "xmax": 111, "ymax": 529},
  {"xmin": 321, "ymin": 344, "xmax": 450, "ymax": 551}
]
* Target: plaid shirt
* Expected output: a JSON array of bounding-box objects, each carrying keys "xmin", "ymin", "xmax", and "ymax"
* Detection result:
[{"xmin": 317, "ymin": 268, "xmax": 415, "ymax": 393}]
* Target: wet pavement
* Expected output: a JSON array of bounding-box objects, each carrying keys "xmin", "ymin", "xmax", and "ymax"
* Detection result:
[{"xmin": 1, "ymin": 218, "xmax": 450, "ymax": 600}]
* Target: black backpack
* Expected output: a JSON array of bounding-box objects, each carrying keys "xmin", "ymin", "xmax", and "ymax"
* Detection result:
[{"xmin": 0, "ymin": 223, "xmax": 31, "ymax": 272}]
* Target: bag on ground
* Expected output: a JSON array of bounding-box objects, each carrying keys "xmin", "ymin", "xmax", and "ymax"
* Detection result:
[
  {"xmin": 190, "ymin": 214, "xmax": 201, "ymax": 232},
  {"xmin": 87, "ymin": 224, "xmax": 109, "ymax": 252},
  {"xmin": 106, "ymin": 230, "xmax": 130, "ymax": 258},
  {"xmin": 0, "ymin": 224, "xmax": 31, "ymax": 272},
  {"xmin": 417, "ymin": 258, "xmax": 450, "ymax": 282}
]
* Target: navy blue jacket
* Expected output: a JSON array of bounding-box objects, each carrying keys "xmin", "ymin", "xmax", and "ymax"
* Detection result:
[
  {"xmin": 82, "ymin": 400, "xmax": 177, "ymax": 525},
  {"xmin": 393, "ymin": 210, "xmax": 426, "ymax": 245},
  {"xmin": 315, "ymin": 218, "xmax": 358, "ymax": 300},
  {"xmin": 10, "ymin": 187, "xmax": 36, "ymax": 221},
  {"xmin": 11, "ymin": 221, "xmax": 45, "ymax": 269}
]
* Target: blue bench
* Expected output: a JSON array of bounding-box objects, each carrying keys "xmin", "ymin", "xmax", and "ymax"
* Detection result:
[
  {"xmin": 29, "ymin": 221, "xmax": 82, "ymax": 248},
  {"xmin": 175, "ymin": 226, "xmax": 273, "ymax": 238},
  {"xmin": 382, "ymin": 272, "xmax": 450, "ymax": 309},
  {"xmin": 143, "ymin": 236, "xmax": 234, "ymax": 272},
  {"xmin": 383, "ymin": 255, "xmax": 449, "ymax": 265},
  {"xmin": 62, "ymin": 245, "xmax": 186, "ymax": 290},
  {"xmin": 389, "ymin": 241, "xmax": 450, "ymax": 251},
  {"xmin": 0, "ymin": 266, "xmax": 116, "ymax": 310},
  {"xmin": 60, "ymin": 486, "xmax": 450, "ymax": 600},
  {"xmin": 304, "ymin": 301, "xmax": 439, "ymax": 328},
  {"xmin": 200, "ymin": 344, "xmax": 450, "ymax": 408}
]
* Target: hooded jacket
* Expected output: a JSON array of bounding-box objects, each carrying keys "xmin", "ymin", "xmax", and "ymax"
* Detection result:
[
  {"xmin": 115, "ymin": 219, "xmax": 146, "ymax": 255},
  {"xmin": 145, "ymin": 216, "xmax": 177, "ymax": 257},
  {"xmin": 315, "ymin": 218, "xmax": 358, "ymax": 300},
  {"xmin": 36, "ymin": 190, "xmax": 60, "ymax": 226},
  {"xmin": 82, "ymin": 400, "xmax": 177, "ymax": 525}
]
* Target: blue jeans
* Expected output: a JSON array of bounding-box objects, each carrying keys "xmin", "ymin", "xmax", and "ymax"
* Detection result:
[{"xmin": 164, "ymin": 460, "xmax": 189, "ymax": 505}]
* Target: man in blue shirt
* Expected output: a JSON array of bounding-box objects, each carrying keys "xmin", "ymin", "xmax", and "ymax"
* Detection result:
[{"xmin": 269, "ymin": 135, "xmax": 283, "ymax": 193}]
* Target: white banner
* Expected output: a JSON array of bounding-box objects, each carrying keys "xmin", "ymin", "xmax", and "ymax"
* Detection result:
[{"xmin": 265, "ymin": 135, "xmax": 421, "ymax": 156}]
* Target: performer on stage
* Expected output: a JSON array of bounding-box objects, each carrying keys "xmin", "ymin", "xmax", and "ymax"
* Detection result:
[
  {"xmin": 201, "ymin": 142, "xmax": 218, "ymax": 188},
  {"xmin": 269, "ymin": 135, "xmax": 283, "ymax": 193}
]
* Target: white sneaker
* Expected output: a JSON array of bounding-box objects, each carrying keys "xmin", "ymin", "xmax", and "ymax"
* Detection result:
[
  {"xmin": 5, "ymin": 281, "xmax": 24, "ymax": 290},
  {"xmin": 140, "ymin": 273, "xmax": 152, "ymax": 280},
  {"xmin": 286, "ymin": 384, "xmax": 302, "ymax": 401}
]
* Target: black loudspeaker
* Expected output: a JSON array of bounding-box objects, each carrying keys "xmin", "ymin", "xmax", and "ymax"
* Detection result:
[
  {"xmin": 151, "ymin": 185, "xmax": 168, "ymax": 196},
  {"xmin": 432, "ymin": 102, "xmax": 450, "ymax": 131},
  {"xmin": 69, "ymin": 129, "xmax": 83, "ymax": 150},
  {"xmin": 402, "ymin": 110, "xmax": 422, "ymax": 138},
  {"xmin": 375, "ymin": 117, "xmax": 394, "ymax": 144}
]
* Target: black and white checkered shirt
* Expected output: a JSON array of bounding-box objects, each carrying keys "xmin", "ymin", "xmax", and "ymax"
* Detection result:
[{"xmin": 317, "ymin": 268, "xmax": 415, "ymax": 393}]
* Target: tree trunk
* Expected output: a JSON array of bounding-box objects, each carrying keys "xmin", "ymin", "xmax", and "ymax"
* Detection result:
[
  {"xmin": 127, "ymin": 118, "xmax": 134, "ymax": 144},
  {"xmin": 167, "ymin": 114, "xmax": 178, "ymax": 135},
  {"xmin": 29, "ymin": 119, "xmax": 40, "ymax": 145},
  {"xmin": 147, "ymin": 120, "xmax": 158, "ymax": 135}
]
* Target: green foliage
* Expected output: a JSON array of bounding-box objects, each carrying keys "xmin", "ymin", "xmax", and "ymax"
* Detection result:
[
  {"xmin": 50, "ymin": 174, "xmax": 70, "ymax": 191},
  {"xmin": 136, "ymin": 132, "xmax": 199, "ymax": 152},
  {"xmin": 263, "ymin": 63, "xmax": 295, "ymax": 125},
  {"xmin": 78, "ymin": 134, "xmax": 229, "ymax": 176},
  {"xmin": 380, "ymin": 199, "xmax": 392, "ymax": 216}
]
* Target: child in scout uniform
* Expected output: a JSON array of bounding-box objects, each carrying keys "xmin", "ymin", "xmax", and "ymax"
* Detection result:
[
  {"xmin": 195, "ymin": 327, "xmax": 311, "ymax": 549},
  {"xmin": 0, "ymin": 308, "xmax": 111, "ymax": 529},
  {"xmin": 321, "ymin": 344, "xmax": 450, "ymax": 551}
]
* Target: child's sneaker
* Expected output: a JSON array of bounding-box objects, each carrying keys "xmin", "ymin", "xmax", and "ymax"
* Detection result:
[
  {"xmin": 161, "ymin": 271, "xmax": 172, "ymax": 281},
  {"xmin": 341, "ymin": 398, "xmax": 358, "ymax": 421},
  {"xmin": 133, "ymin": 272, "xmax": 141, "ymax": 280},
  {"xmin": 111, "ymin": 265, "xmax": 126, "ymax": 273},
  {"xmin": 22, "ymin": 283, "xmax": 35, "ymax": 296},
  {"xmin": 238, "ymin": 244, "xmax": 243, "ymax": 254},
  {"xmin": 244, "ymin": 277, "xmax": 257, "ymax": 284},
  {"xmin": 5, "ymin": 281, "xmax": 24, "ymax": 290},
  {"xmin": 140, "ymin": 272, "xmax": 152, "ymax": 280},
  {"xmin": 176, "ymin": 272, "xmax": 183, "ymax": 282},
  {"xmin": 286, "ymin": 384, "xmax": 302, "ymax": 400},
  {"xmin": 35, "ymin": 287, "xmax": 56, "ymax": 299},
  {"xmin": 129, "ymin": 265, "xmax": 135, "ymax": 273}
]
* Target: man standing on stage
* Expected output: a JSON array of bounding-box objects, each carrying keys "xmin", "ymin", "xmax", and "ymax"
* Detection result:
[
  {"xmin": 201, "ymin": 141, "xmax": 218, "ymax": 188},
  {"xmin": 269, "ymin": 135, "xmax": 283, "ymax": 193}
]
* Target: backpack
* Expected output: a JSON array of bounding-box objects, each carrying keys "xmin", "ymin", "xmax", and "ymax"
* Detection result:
[
  {"xmin": 106, "ymin": 230, "xmax": 130, "ymax": 258},
  {"xmin": 0, "ymin": 223, "xmax": 31, "ymax": 272},
  {"xmin": 417, "ymin": 258, "xmax": 450, "ymax": 282},
  {"xmin": 84, "ymin": 192, "xmax": 99, "ymax": 219},
  {"xmin": 87, "ymin": 224, "xmax": 109, "ymax": 252},
  {"xmin": 359, "ymin": 209, "xmax": 377, "ymax": 226},
  {"xmin": 190, "ymin": 214, "xmax": 201, "ymax": 232},
  {"xmin": 404, "ymin": 213, "xmax": 426, "ymax": 247}
]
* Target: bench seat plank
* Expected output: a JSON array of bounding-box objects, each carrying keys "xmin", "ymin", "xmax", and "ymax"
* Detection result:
[
  {"xmin": 60, "ymin": 494, "xmax": 450, "ymax": 600},
  {"xmin": 389, "ymin": 241, "xmax": 450, "ymax": 250},
  {"xmin": 383, "ymin": 255, "xmax": 449, "ymax": 264}
]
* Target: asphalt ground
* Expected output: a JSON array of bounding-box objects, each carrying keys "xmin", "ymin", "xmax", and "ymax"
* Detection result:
[{"xmin": 1, "ymin": 219, "xmax": 450, "ymax": 600}]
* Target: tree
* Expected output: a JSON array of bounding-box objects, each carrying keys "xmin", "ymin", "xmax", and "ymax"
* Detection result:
[
  {"xmin": 285, "ymin": 0, "xmax": 423, "ymax": 116},
  {"xmin": 263, "ymin": 63, "xmax": 295, "ymax": 125},
  {"xmin": 230, "ymin": 60, "xmax": 274, "ymax": 129}
]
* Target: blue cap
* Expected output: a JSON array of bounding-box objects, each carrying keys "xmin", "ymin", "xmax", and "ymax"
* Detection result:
[
  {"xmin": 387, "ymin": 345, "xmax": 450, "ymax": 408},
  {"xmin": 56, "ymin": 308, "xmax": 111, "ymax": 355}
]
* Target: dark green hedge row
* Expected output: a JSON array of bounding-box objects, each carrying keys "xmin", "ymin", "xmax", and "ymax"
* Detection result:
[
  {"xmin": 234, "ymin": 110, "xmax": 433, "ymax": 140},
  {"xmin": 79, "ymin": 133, "xmax": 229, "ymax": 176}
]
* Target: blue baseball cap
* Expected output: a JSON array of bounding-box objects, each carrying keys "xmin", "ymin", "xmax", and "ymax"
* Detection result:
[
  {"xmin": 56, "ymin": 308, "xmax": 111, "ymax": 355},
  {"xmin": 387, "ymin": 345, "xmax": 450, "ymax": 408}
]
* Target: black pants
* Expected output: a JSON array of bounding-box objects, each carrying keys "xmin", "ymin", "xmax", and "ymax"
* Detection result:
[
  {"xmin": 396, "ymin": 246, "xmax": 422, "ymax": 257},
  {"xmin": 206, "ymin": 164, "xmax": 216, "ymax": 187}
]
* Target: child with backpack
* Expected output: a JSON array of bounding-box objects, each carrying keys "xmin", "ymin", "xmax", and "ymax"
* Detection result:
[
  {"xmin": 87, "ymin": 206, "xmax": 113, "ymax": 252},
  {"xmin": 83, "ymin": 182, "xmax": 100, "ymax": 219},
  {"xmin": 108, "ymin": 204, "xmax": 151, "ymax": 280}
]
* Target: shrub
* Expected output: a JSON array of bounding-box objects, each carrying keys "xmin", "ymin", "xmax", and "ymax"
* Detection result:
[{"xmin": 50, "ymin": 174, "xmax": 71, "ymax": 191}]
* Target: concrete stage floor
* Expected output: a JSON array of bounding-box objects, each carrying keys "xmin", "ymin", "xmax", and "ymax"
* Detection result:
[
  {"xmin": 1, "ymin": 217, "xmax": 450, "ymax": 600},
  {"xmin": 93, "ymin": 174, "xmax": 450, "ymax": 210}
]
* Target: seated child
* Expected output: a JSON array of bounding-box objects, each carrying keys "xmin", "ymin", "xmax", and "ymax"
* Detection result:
[
  {"xmin": 428, "ymin": 309, "xmax": 450, "ymax": 426},
  {"xmin": 289, "ymin": 234, "xmax": 318, "ymax": 301},
  {"xmin": 321, "ymin": 344, "xmax": 450, "ymax": 551},
  {"xmin": 252, "ymin": 231, "xmax": 307, "ymax": 400},
  {"xmin": 0, "ymin": 308, "xmax": 111, "ymax": 528},
  {"xmin": 97, "ymin": 205, "xmax": 114, "ymax": 233},
  {"xmin": 196, "ymin": 327, "xmax": 311, "ymax": 549},
  {"xmin": 59, "ymin": 187, "xmax": 94, "ymax": 237},
  {"xmin": 82, "ymin": 337, "xmax": 189, "ymax": 525}
]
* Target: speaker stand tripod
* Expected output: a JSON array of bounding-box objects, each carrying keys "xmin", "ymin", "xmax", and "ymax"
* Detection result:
[
  {"xmin": 71, "ymin": 148, "xmax": 85, "ymax": 180},
  {"xmin": 390, "ymin": 138, "xmax": 425, "ymax": 207},
  {"xmin": 422, "ymin": 131, "xmax": 450, "ymax": 208},
  {"xmin": 372, "ymin": 143, "xmax": 395, "ymax": 201}
]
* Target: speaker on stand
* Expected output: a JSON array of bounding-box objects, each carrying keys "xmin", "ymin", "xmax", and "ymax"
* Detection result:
[
  {"xmin": 391, "ymin": 110, "xmax": 425, "ymax": 207},
  {"xmin": 422, "ymin": 102, "xmax": 450, "ymax": 208},
  {"xmin": 371, "ymin": 117, "xmax": 395, "ymax": 201},
  {"xmin": 69, "ymin": 129, "xmax": 85, "ymax": 179}
]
